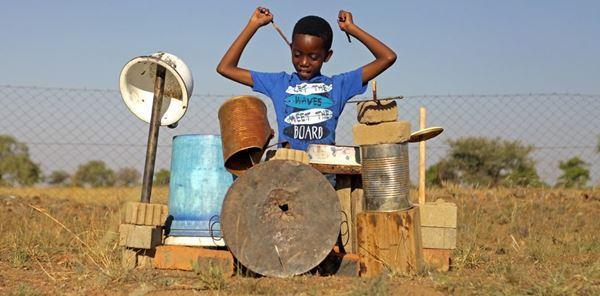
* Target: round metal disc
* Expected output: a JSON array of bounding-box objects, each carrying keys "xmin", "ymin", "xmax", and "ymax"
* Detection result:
[
  {"xmin": 409, "ymin": 126, "xmax": 444, "ymax": 142},
  {"xmin": 221, "ymin": 160, "xmax": 341, "ymax": 277}
]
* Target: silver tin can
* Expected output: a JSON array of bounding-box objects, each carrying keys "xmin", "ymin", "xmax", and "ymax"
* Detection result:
[{"xmin": 361, "ymin": 143, "xmax": 411, "ymax": 211}]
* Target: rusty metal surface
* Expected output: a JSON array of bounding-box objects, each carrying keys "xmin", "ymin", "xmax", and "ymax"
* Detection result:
[
  {"xmin": 221, "ymin": 160, "xmax": 341, "ymax": 277},
  {"xmin": 218, "ymin": 96, "xmax": 273, "ymax": 176},
  {"xmin": 361, "ymin": 143, "xmax": 412, "ymax": 211}
]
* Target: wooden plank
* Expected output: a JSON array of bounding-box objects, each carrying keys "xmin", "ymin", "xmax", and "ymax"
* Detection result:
[
  {"xmin": 356, "ymin": 207, "xmax": 424, "ymax": 277},
  {"xmin": 336, "ymin": 175, "xmax": 353, "ymax": 253},
  {"xmin": 350, "ymin": 175, "xmax": 364, "ymax": 253},
  {"xmin": 311, "ymin": 163, "xmax": 361, "ymax": 175}
]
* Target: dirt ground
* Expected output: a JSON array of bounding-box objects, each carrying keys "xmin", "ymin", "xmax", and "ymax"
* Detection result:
[{"xmin": 0, "ymin": 186, "xmax": 598, "ymax": 295}]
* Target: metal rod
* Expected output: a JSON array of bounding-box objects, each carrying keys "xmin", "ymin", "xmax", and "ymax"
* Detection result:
[
  {"xmin": 418, "ymin": 107, "xmax": 426, "ymax": 205},
  {"xmin": 348, "ymin": 96, "xmax": 403, "ymax": 104},
  {"xmin": 140, "ymin": 64, "xmax": 166, "ymax": 203}
]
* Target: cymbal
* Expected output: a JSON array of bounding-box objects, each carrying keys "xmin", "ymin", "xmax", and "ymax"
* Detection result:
[
  {"xmin": 409, "ymin": 126, "xmax": 444, "ymax": 142},
  {"xmin": 221, "ymin": 160, "xmax": 341, "ymax": 277}
]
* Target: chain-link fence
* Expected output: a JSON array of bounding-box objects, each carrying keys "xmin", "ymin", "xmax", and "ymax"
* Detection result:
[{"xmin": 0, "ymin": 85, "xmax": 598, "ymax": 193}]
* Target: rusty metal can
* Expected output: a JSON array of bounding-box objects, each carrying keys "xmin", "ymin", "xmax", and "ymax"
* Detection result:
[
  {"xmin": 218, "ymin": 96, "xmax": 273, "ymax": 175},
  {"xmin": 361, "ymin": 143, "xmax": 411, "ymax": 211}
]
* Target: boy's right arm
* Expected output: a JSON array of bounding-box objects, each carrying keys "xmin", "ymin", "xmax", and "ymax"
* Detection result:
[{"xmin": 216, "ymin": 7, "xmax": 273, "ymax": 87}]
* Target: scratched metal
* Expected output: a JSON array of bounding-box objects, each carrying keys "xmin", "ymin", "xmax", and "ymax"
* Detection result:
[
  {"xmin": 218, "ymin": 95, "xmax": 274, "ymax": 176},
  {"xmin": 361, "ymin": 143, "xmax": 412, "ymax": 211},
  {"xmin": 221, "ymin": 160, "xmax": 341, "ymax": 277}
]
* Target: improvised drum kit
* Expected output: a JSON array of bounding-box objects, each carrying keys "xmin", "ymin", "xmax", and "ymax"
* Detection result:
[{"xmin": 119, "ymin": 52, "xmax": 444, "ymax": 277}]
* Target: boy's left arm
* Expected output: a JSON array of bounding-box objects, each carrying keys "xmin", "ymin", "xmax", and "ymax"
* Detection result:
[{"xmin": 338, "ymin": 10, "xmax": 397, "ymax": 83}]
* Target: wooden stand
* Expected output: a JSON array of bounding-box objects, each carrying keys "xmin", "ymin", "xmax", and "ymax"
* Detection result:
[{"xmin": 356, "ymin": 207, "xmax": 424, "ymax": 277}]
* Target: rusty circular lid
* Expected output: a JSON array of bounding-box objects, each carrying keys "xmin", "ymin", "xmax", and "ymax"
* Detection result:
[{"xmin": 221, "ymin": 160, "xmax": 340, "ymax": 277}]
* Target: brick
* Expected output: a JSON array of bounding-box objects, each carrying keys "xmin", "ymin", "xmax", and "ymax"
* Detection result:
[
  {"xmin": 357, "ymin": 99, "xmax": 397, "ymax": 124},
  {"xmin": 352, "ymin": 121, "xmax": 411, "ymax": 145},
  {"xmin": 153, "ymin": 245, "xmax": 234, "ymax": 275},
  {"xmin": 271, "ymin": 148, "xmax": 309, "ymax": 164},
  {"xmin": 420, "ymin": 199, "xmax": 457, "ymax": 228},
  {"xmin": 119, "ymin": 224, "xmax": 163, "ymax": 249},
  {"xmin": 122, "ymin": 202, "xmax": 168, "ymax": 226},
  {"xmin": 421, "ymin": 227, "xmax": 456, "ymax": 249},
  {"xmin": 422, "ymin": 248, "xmax": 451, "ymax": 272}
]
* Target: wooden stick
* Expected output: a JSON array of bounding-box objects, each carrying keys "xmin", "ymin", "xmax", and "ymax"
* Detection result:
[
  {"xmin": 419, "ymin": 107, "xmax": 426, "ymax": 205},
  {"xmin": 271, "ymin": 21, "xmax": 291, "ymax": 48},
  {"xmin": 372, "ymin": 80, "xmax": 377, "ymax": 101}
]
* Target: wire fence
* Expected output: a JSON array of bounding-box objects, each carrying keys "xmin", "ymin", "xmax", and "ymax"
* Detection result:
[{"xmin": 0, "ymin": 85, "xmax": 598, "ymax": 195}]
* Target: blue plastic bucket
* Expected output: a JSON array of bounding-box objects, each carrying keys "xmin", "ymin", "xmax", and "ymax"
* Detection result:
[{"xmin": 168, "ymin": 134, "xmax": 233, "ymax": 238}]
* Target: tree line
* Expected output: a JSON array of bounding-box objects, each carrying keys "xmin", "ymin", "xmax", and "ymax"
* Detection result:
[
  {"xmin": 0, "ymin": 135, "xmax": 170, "ymax": 187},
  {"xmin": 0, "ymin": 134, "xmax": 597, "ymax": 188}
]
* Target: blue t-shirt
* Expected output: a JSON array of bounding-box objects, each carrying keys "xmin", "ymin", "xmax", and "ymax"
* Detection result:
[{"xmin": 250, "ymin": 68, "xmax": 366, "ymax": 151}]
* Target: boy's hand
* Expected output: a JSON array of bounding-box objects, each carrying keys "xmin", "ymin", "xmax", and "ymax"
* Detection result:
[
  {"xmin": 249, "ymin": 7, "xmax": 274, "ymax": 28},
  {"xmin": 337, "ymin": 10, "xmax": 355, "ymax": 32}
]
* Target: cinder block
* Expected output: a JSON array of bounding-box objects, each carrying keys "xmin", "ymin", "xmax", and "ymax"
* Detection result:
[
  {"xmin": 421, "ymin": 227, "xmax": 456, "ymax": 249},
  {"xmin": 153, "ymin": 245, "xmax": 234, "ymax": 275},
  {"xmin": 357, "ymin": 99, "xmax": 397, "ymax": 124},
  {"xmin": 271, "ymin": 148, "xmax": 309, "ymax": 164},
  {"xmin": 352, "ymin": 121, "xmax": 411, "ymax": 145},
  {"xmin": 119, "ymin": 224, "xmax": 163, "ymax": 249},
  {"xmin": 422, "ymin": 248, "xmax": 451, "ymax": 272},
  {"xmin": 420, "ymin": 199, "xmax": 457, "ymax": 228},
  {"xmin": 122, "ymin": 202, "xmax": 168, "ymax": 226}
]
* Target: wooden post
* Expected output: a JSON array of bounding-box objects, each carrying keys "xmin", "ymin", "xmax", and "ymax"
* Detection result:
[
  {"xmin": 418, "ymin": 107, "xmax": 426, "ymax": 205},
  {"xmin": 335, "ymin": 175, "xmax": 353, "ymax": 253},
  {"xmin": 350, "ymin": 175, "xmax": 364, "ymax": 253},
  {"xmin": 356, "ymin": 208, "xmax": 424, "ymax": 277}
]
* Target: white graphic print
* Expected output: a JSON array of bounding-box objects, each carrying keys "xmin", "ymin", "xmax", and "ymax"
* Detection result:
[
  {"xmin": 285, "ymin": 83, "xmax": 333, "ymax": 95},
  {"xmin": 284, "ymin": 108, "xmax": 333, "ymax": 125}
]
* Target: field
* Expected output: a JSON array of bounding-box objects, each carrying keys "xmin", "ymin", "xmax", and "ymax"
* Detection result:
[{"xmin": 0, "ymin": 186, "xmax": 598, "ymax": 295}]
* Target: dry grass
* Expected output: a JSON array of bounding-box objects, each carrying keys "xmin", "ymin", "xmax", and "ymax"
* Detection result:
[{"xmin": 0, "ymin": 186, "xmax": 598, "ymax": 295}]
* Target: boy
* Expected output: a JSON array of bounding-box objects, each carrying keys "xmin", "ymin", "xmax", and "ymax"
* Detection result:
[{"xmin": 217, "ymin": 7, "xmax": 396, "ymax": 151}]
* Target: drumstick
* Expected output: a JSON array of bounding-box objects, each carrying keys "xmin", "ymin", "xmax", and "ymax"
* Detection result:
[
  {"xmin": 338, "ymin": 15, "xmax": 352, "ymax": 43},
  {"xmin": 271, "ymin": 21, "xmax": 291, "ymax": 48}
]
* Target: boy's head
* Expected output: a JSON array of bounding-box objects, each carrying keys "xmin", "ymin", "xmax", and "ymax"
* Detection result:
[{"xmin": 291, "ymin": 16, "xmax": 334, "ymax": 80}]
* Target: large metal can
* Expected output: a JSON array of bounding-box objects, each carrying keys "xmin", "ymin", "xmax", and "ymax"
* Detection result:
[
  {"xmin": 218, "ymin": 96, "xmax": 273, "ymax": 175},
  {"xmin": 361, "ymin": 143, "xmax": 411, "ymax": 211}
]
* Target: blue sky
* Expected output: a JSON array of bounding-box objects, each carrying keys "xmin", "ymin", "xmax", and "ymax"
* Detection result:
[
  {"xmin": 0, "ymin": 1, "xmax": 598, "ymax": 185},
  {"xmin": 1, "ymin": 1, "xmax": 599, "ymax": 95}
]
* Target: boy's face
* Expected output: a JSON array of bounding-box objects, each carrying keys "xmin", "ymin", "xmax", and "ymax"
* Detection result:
[{"xmin": 291, "ymin": 34, "xmax": 333, "ymax": 80}]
